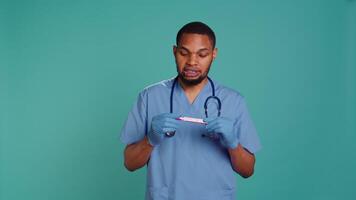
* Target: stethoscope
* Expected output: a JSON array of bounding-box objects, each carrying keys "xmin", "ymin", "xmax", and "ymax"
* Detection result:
[{"xmin": 165, "ymin": 76, "xmax": 222, "ymax": 137}]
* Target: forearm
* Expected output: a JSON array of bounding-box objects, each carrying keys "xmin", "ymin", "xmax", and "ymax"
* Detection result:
[
  {"xmin": 124, "ymin": 136, "xmax": 153, "ymax": 171},
  {"xmin": 228, "ymin": 144, "xmax": 255, "ymax": 178}
]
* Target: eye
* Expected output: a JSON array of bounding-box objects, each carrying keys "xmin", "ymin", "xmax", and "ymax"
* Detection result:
[
  {"xmin": 179, "ymin": 50, "xmax": 188, "ymax": 56},
  {"xmin": 199, "ymin": 53, "xmax": 208, "ymax": 58}
]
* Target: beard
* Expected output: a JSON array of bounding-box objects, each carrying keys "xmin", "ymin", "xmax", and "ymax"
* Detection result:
[
  {"xmin": 177, "ymin": 65, "xmax": 211, "ymax": 86},
  {"xmin": 176, "ymin": 58, "xmax": 213, "ymax": 86}
]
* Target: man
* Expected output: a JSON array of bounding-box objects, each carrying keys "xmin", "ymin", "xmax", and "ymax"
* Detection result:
[{"xmin": 120, "ymin": 21, "xmax": 261, "ymax": 200}]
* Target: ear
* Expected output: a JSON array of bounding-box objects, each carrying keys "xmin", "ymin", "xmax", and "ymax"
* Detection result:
[
  {"xmin": 173, "ymin": 45, "xmax": 177, "ymax": 55},
  {"xmin": 212, "ymin": 48, "xmax": 218, "ymax": 60}
]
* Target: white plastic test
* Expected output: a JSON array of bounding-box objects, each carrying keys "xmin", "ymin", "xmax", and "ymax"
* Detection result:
[{"xmin": 176, "ymin": 116, "xmax": 207, "ymax": 124}]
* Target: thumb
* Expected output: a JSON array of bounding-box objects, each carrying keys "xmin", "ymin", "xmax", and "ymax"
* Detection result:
[
  {"xmin": 165, "ymin": 113, "xmax": 181, "ymax": 119},
  {"xmin": 203, "ymin": 117, "xmax": 216, "ymax": 124},
  {"xmin": 159, "ymin": 113, "xmax": 180, "ymax": 118}
]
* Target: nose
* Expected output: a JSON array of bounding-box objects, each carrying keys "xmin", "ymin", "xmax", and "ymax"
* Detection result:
[{"xmin": 187, "ymin": 54, "xmax": 198, "ymax": 66}]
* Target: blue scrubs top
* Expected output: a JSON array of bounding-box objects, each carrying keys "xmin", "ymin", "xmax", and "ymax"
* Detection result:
[{"xmin": 120, "ymin": 77, "xmax": 261, "ymax": 200}]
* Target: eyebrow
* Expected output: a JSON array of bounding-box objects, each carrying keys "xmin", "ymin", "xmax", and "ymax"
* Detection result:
[{"xmin": 179, "ymin": 46, "xmax": 210, "ymax": 53}]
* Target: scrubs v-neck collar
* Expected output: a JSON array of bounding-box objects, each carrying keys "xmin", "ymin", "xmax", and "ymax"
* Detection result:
[{"xmin": 173, "ymin": 78, "xmax": 213, "ymax": 117}]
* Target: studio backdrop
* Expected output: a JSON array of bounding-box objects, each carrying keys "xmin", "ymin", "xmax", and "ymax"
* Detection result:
[{"xmin": 1, "ymin": 0, "xmax": 355, "ymax": 199}]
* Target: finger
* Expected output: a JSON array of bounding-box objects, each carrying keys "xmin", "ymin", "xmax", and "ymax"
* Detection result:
[
  {"xmin": 203, "ymin": 131, "xmax": 215, "ymax": 137},
  {"xmin": 203, "ymin": 117, "xmax": 216, "ymax": 123},
  {"xmin": 164, "ymin": 117, "xmax": 181, "ymax": 124},
  {"xmin": 206, "ymin": 118, "xmax": 221, "ymax": 130},
  {"xmin": 161, "ymin": 113, "xmax": 181, "ymax": 119},
  {"xmin": 162, "ymin": 127, "xmax": 176, "ymax": 133},
  {"xmin": 206, "ymin": 124, "xmax": 222, "ymax": 133},
  {"xmin": 163, "ymin": 121, "xmax": 179, "ymax": 129}
]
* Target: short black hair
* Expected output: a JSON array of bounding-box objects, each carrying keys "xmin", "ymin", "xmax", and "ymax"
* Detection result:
[{"xmin": 176, "ymin": 21, "xmax": 216, "ymax": 48}]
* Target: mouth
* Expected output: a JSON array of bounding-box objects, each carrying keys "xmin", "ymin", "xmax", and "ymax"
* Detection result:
[{"xmin": 182, "ymin": 68, "xmax": 200, "ymax": 78}]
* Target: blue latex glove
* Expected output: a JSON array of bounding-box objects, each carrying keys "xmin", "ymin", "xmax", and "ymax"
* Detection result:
[
  {"xmin": 204, "ymin": 117, "xmax": 239, "ymax": 149},
  {"xmin": 148, "ymin": 113, "xmax": 180, "ymax": 146}
]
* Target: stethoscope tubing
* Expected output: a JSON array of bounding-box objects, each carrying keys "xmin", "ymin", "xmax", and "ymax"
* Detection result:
[{"xmin": 166, "ymin": 76, "xmax": 221, "ymax": 137}]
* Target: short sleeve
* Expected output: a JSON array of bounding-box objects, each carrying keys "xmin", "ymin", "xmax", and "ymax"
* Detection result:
[
  {"xmin": 235, "ymin": 97, "xmax": 262, "ymax": 154},
  {"xmin": 120, "ymin": 91, "xmax": 148, "ymax": 145}
]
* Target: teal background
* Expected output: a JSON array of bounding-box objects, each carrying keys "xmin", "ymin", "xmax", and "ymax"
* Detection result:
[{"xmin": 1, "ymin": 0, "xmax": 355, "ymax": 199}]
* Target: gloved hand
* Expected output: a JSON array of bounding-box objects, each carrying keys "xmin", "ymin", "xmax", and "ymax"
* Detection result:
[
  {"xmin": 204, "ymin": 117, "xmax": 239, "ymax": 149},
  {"xmin": 148, "ymin": 113, "xmax": 180, "ymax": 146}
]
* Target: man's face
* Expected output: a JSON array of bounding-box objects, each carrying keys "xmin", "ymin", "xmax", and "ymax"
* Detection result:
[{"xmin": 174, "ymin": 33, "xmax": 217, "ymax": 86}]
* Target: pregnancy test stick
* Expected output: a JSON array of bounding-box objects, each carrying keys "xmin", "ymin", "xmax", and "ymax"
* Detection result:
[{"xmin": 177, "ymin": 116, "xmax": 207, "ymax": 124}]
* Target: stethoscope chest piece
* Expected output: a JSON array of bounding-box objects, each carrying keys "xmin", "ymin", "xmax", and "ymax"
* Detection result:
[{"xmin": 165, "ymin": 131, "xmax": 176, "ymax": 137}]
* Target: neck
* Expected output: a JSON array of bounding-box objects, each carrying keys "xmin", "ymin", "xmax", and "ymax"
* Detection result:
[
  {"xmin": 178, "ymin": 77, "xmax": 208, "ymax": 92},
  {"xmin": 178, "ymin": 77, "xmax": 209, "ymax": 104}
]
